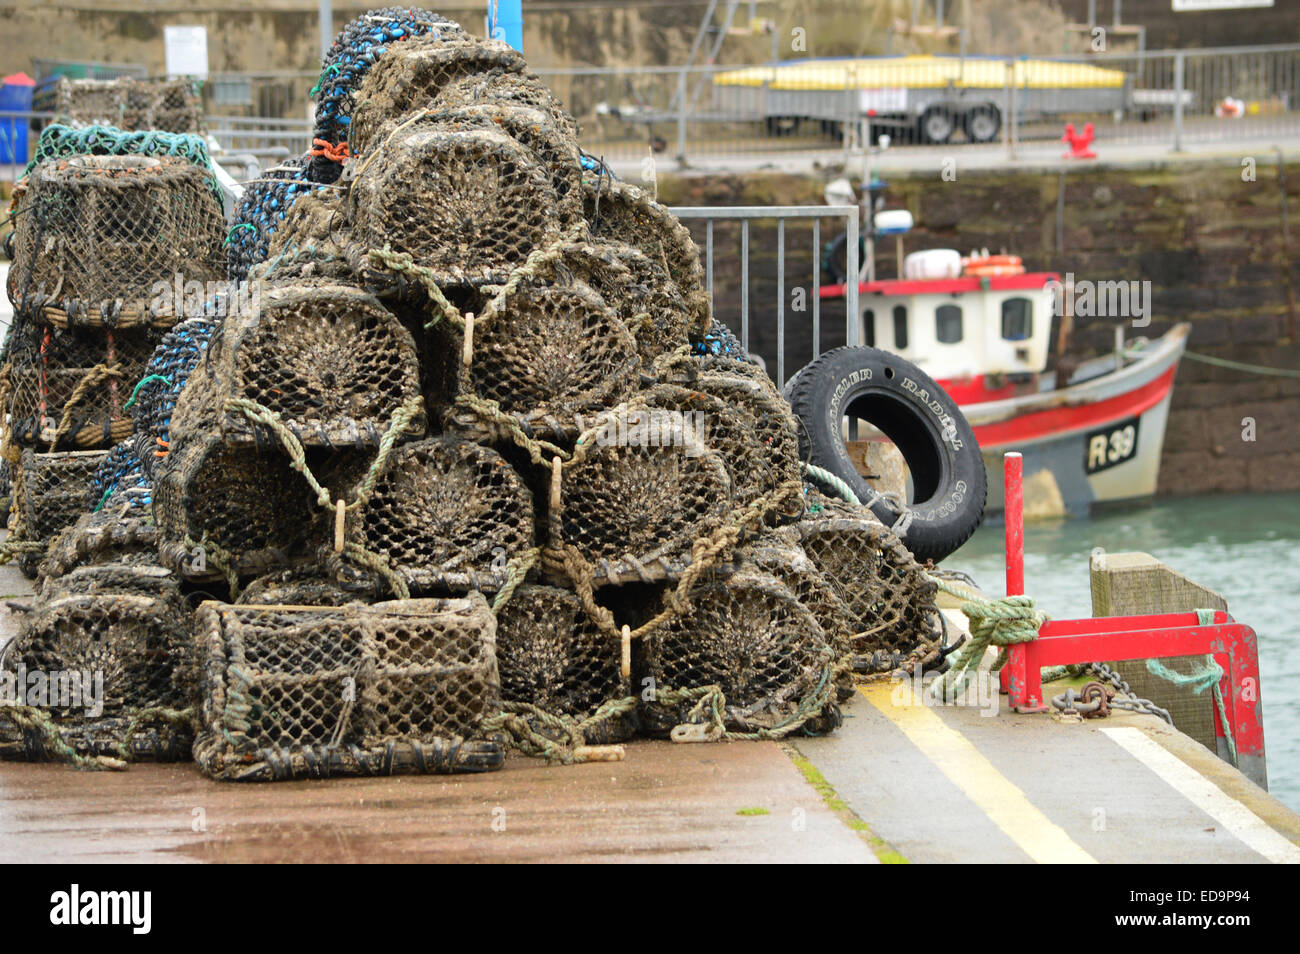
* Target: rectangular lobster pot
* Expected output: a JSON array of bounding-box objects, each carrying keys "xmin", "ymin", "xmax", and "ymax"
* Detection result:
[
  {"xmin": 193, "ymin": 596, "xmax": 505, "ymax": 781},
  {"xmin": 0, "ymin": 590, "xmax": 195, "ymax": 764}
]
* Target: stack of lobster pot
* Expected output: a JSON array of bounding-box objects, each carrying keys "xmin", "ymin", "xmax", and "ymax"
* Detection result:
[{"xmin": 2, "ymin": 144, "xmax": 225, "ymax": 576}]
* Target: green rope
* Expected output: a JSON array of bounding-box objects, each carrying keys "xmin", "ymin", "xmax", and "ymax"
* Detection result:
[
  {"xmin": 224, "ymin": 222, "xmax": 257, "ymax": 247},
  {"xmin": 655, "ymin": 663, "xmax": 837, "ymax": 742},
  {"xmin": 123, "ymin": 373, "xmax": 171, "ymax": 410},
  {"xmin": 1143, "ymin": 609, "xmax": 1237, "ymax": 766},
  {"xmin": 927, "ymin": 574, "xmax": 1047, "ymax": 702},
  {"xmin": 0, "ymin": 706, "xmax": 126, "ymax": 771},
  {"xmin": 490, "ymin": 547, "xmax": 540, "ymax": 615},
  {"xmin": 801, "ymin": 462, "xmax": 861, "ymax": 505}
]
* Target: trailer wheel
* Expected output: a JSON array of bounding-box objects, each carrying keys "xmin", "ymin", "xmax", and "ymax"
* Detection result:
[
  {"xmin": 919, "ymin": 107, "xmax": 956, "ymax": 144},
  {"xmin": 765, "ymin": 116, "xmax": 800, "ymax": 137},
  {"xmin": 786, "ymin": 346, "xmax": 987, "ymax": 564},
  {"xmin": 964, "ymin": 105, "xmax": 1001, "ymax": 143}
]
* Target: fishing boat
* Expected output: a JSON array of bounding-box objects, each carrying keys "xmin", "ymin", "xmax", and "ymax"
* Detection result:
[{"xmin": 819, "ymin": 250, "xmax": 1189, "ymax": 518}]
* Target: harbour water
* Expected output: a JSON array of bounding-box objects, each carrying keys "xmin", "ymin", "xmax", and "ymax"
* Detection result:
[{"xmin": 949, "ymin": 491, "xmax": 1300, "ymax": 814}]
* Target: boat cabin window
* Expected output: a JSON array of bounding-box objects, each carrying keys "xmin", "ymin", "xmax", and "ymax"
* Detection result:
[
  {"xmin": 864, "ymin": 309, "xmax": 875, "ymax": 346},
  {"xmin": 1001, "ymin": 297, "xmax": 1032, "ymax": 341},
  {"xmin": 935, "ymin": 304, "xmax": 962, "ymax": 344},
  {"xmin": 892, "ymin": 305, "xmax": 908, "ymax": 349}
]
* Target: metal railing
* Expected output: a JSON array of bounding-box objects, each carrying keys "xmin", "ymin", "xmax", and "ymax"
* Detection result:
[{"xmin": 671, "ymin": 205, "xmax": 859, "ymax": 388}]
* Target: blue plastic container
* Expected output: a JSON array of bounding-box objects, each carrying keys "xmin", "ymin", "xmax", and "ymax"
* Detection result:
[{"xmin": 0, "ymin": 73, "xmax": 36, "ymax": 165}]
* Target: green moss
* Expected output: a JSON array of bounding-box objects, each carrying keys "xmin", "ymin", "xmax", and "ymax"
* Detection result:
[
  {"xmin": 786, "ymin": 747, "xmax": 909, "ymax": 864},
  {"xmin": 736, "ymin": 806, "xmax": 771, "ymax": 816}
]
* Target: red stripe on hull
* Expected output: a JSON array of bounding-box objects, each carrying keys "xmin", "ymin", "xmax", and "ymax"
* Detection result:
[
  {"xmin": 972, "ymin": 365, "xmax": 1178, "ymax": 447},
  {"xmin": 819, "ymin": 272, "xmax": 1059, "ymax": 300}
]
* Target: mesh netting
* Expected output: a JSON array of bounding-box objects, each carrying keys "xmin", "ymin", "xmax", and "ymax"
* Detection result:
[
  {"xmin": 348, "ymin": 33, "xmax": 527, "ymax": 156},
  {"xmin": 7, "ymin": 325, "xmax": 157, "ymax": 450},
  {"xmin": 41, "ymin": 77, "xmax": 202, "ymax": 134},
  {"xmin": 451, "ymin": 275, "xmax": 638, "ymax": 436},
  {"xmin": 11, "ymin": 449, "xmax": 109, "ymax": 575},
  {"xmin": 127, "ymin": 318, "xmax": 216, "ymax": 477},
  {"xmin": 797, "ymin": 505, "xmax": 946, "ymax": 673},
  {"xmin": 0, "ymin": 590, "xmax": 195, "ymax": 764},
  {"xmin": 7, "ymin": 155, "xmax": 225, "ymax": 328},
  {"xmin": 236, "ymin": 566, "xmax": 377, "ymax": 607},
  {"xmin": 225, "ymin": 155, "xmax": 330, "ymax": 284},
  {"xmin": 557, "ymin": 411, "xmax": 732, "ymax": 584},
  {"xmin": 583, "ymin": 176, "xmax": 710, "ymax": 336},
  {"xmin": 38, "ymin": 501, "xmax": 159, "ymax": 582},
  {"xmin": 495, "ymin": 585, "xmax": 636, "ymax": 743},
  {"xmin": 312, "ymin": 8, "xmax": 465, "ymax": 150},
  {"xmin": 153, "ymin": 432, "xmax": 317, "ymax": 581},
  {"xmin": 352, "ymin": 437, "xmax": 535, "ymax": 593},
  {"xmin": 347, "ymin": 121, "xmax": 567, "ymax": 288},
  {"xmin": 643, "ymin": 372, "xmax": 800, "ymax": 508},
  {"xmin": 638, "ymin": 568, "xmax": 841, "ymax": 738},
  {"xmin": 431, "ymin": 68, "xmax": 578, "ymax": 140},
  {"xmin": 178, "ymin": 281, "xmax": 425, "ymax": 448},
  {"xmin": 252, "ymin": 189, "xmax": 353, "ymax": 284},
  {"xmin": 22, "ymin": 124, "xmax": 215, "ymax": 190},
  {"xmin": 192, "ymin": 595, "xmax": 504, "ymax": 781}
]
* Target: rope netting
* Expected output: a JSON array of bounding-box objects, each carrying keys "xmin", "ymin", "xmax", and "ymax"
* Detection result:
[{"xmin": 42, "ymin": 76, "xmax": 203, "ymax": 135}]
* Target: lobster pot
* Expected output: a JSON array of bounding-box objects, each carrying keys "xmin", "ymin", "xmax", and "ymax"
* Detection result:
[
  {"xmin": 0, "ymin": 591, "xmax": 195, "ymax": 764},
  {"xmin": 176, "ymin": 282, "xmax": 425, "ymax": 448},
  {"xmin": 447, "ymin": 277, "xmax": 638, "ymax": 437},
  {"xmin": 193, "ymin": 596, "xmax": 505, "ymax": 781},
  {"xmin": 42, "ymin": 76, "xmax": 202, "ymax": 133},
  {"xmin": 797, "ymin": 510, "xmax": 946, "ymax": 672},
  {"xmin": 254, "ymin": 189, "xmax": 354, "ymax": 285},
  {"xmin": 347, "ymin": 123, "xmax": 566, "ymax": 289},
  {"xmin": 153, "ymin": 432, "xmax": 316, "ymax": 580},
  {"xmin": 7, "ymin": 155, "xmax": 224, "ymax": 328},
  {"xmin": 431, "ymin": 69, "xmax": 578, "ymax": 139},
  {"xmin": 13, "ymin": 449, "xmax": 108, "ymax": 576},
  {"xmin": 348, "ymin": 33, "xmax": 527, "ymax": 155},
  {"xmin": 638, "ymin": 569, "xmax": 841, "ymax": 738},
  {"xmin": 495, "ymin": 585, "xmax": 636, "ymax": 743},
  {"xmin": 40, "ymin": 563, "xmax": 178, "ymax": 603},
  {"xmin": 644, "ymin": 374, "xmax": 800, "ymax": 508},
  {"xmin": 226, "ymin": 154, "xmax": 328, "ymax": 283},
  {"xmin": 353, "ymin": 437, "xmax": 535, "ymax": 594},
  {"xmin": 557, "ymin": 412, "xmax": 732, "ymax": 585},
  {"xmin": 8, "ymin": 326, "xmax": 158, "ymax": 450},
  {"xmin": 38, "ymin": 504, "xmax": 160, "ymax": 583},
  {"xmin": 585, "ymin": 241, "xmax": 692, "ymax": 366},
  {"xmin": 582, "ymin": 178, "xmax": 710, "ymax": 336},
  {"xmin": 313, "ymin": 12, "xmax": 466, "ymax": 149},
  {"xmin": 128, "ymin": 318, "xmax": 216, "ymax": 464}
]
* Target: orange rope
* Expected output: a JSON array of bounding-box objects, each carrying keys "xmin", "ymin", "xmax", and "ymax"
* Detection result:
[{"xmin": 309, "ymin": 138, "xmax": 351, "ymax": 163}]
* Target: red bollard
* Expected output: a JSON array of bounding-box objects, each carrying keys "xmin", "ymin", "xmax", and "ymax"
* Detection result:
[{"xmin": 1001, "ymin": 452, "xmax": 1046, "ymax": 710}]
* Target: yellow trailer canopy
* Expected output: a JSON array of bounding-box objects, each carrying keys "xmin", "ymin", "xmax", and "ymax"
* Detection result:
[{"xmin": 713, "ymin": 55, "xmax": 1126, "ymax": 91}]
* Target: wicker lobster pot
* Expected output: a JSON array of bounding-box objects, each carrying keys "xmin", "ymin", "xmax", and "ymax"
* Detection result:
[
  {"xmin": 0, "ymin": 589, "xmax": 196, "ymax": 764},
  {"xmin": 637, "ymin": 568, "xmax": 842, "ymax": 738},
  {"xmin": 495, "ymin": 585, "xmax": 636, "ymax": 744},
  {"xmin": 431, "ymin": 68, "xmax": 579, "ymax": 139},
  {"xmin": 554, "ymin": 409, "xmax": 733, "ymax": 585},
  {"xmin": 37, "ymin": 503, "xmax": 160, "ymax": 582},
  {"xmin": 582, "ymin": 177, "xmax": 710, "ymax": 337},
  {"xmin": 193, "ymin": 596, "xmax": 505, "ymax": 781},
  {"xmin": 153, "ymin": 431, "xmax": 319, "ymax": 581},
  {"xmin": 6, "ymin": 154, "xmax": 224, "ymax": 328},
  {"xmin": 348, "ymin": 33, "xmax": 528, "ymax": 156},
  {"xmin": 797, "ymin": 509, "xmax": 946, "ymax": 673},
  {"xmin": 44, "ymin": 76, "xmax": 202, "ymax": 134},
  {"xmin": 175, "ymin": 281, "xmax": 426, "ymax": 449},
  {"xmin": 348, "ymin": 437, "xmax": 535, "ymax": 594},
  {"xmin": 346, "ymin": 121, "xmax": 567, "ymax": 289}
]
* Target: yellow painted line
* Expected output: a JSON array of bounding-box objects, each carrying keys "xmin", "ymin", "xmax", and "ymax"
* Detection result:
[{"xmin": 862, "ymin": 684, "xmax": 1097, "ymax": 864}]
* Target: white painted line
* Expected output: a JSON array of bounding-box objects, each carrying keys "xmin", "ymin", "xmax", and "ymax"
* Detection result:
[{"xmin": 1102, "ymin": 726, "xmax": 1300, "ymax": 865}]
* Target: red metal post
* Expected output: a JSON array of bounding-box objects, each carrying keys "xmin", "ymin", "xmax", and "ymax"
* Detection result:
[{"xmin": 1001, "ymin": 453, "xmax": 1040, "ymax": 705}]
